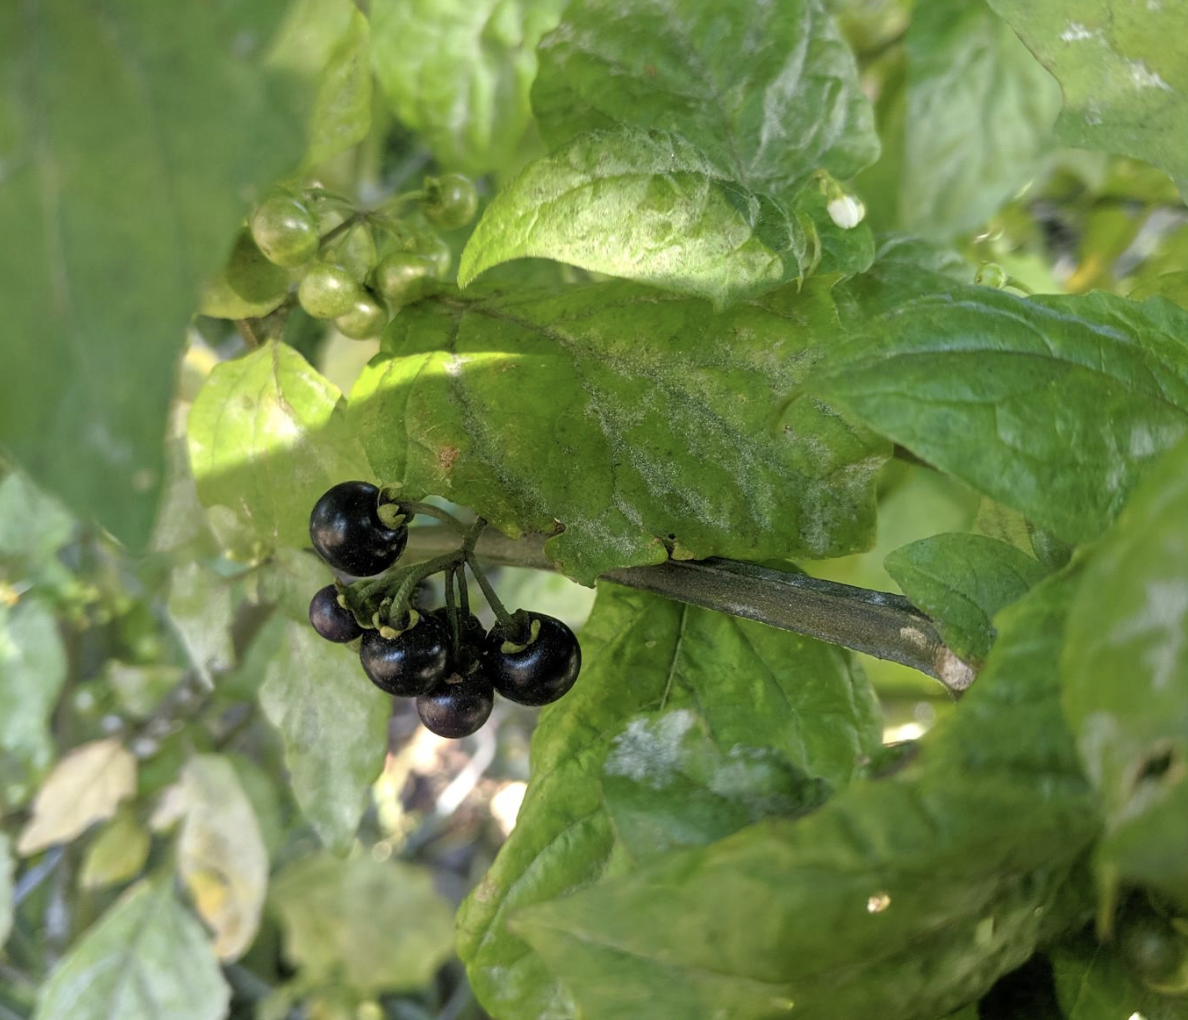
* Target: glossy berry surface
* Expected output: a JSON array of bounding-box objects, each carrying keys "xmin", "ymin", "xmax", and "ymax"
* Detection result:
[
  {"xmin": 335, "ymin": 292, "xmax": 389, "ymax": 339},
  {"xmin": 417, "ymin": 671, "xmax": 494, "ymax": 738},
  {"xmin": 308, "ymin": 585, "xmax": 362, "ymax": 643},
  {"xmin": 309, "ymin": 481, "xmax": 407, "ymax": 577},
  {"xmin": 250, "ymin": 195, "xmax": 319, "ymax": 267},
  {"xmin": 298, "ymin": 262, "xmax": 361, "ymax": 319},
  {"xmin": 486, "ymin": 612, "xmax": 581, "ymax": 706},
  {"xmin": 360, "ymin": 614, "xmax": 450, "ymax": 697},
  {"xmin": 422, "ymin": 173, "xmax": 479, "ymax": 230},
  {"xmin": 371, "ymin": 251, "xmax": 437, "ymax": 308}
]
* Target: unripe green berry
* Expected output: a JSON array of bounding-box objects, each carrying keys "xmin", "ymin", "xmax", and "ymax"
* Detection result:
[
  {"xmin": 371, "ymin": 251, "xmax": 437, "ymax": 308},
  {"xmin": 250, "ymin": 195, "xmax": 319, "ymax": 268},
  {"xmin": 298, "ymin": 263, "xmax": 362, "ymax": 319},
  {"xmin": 422, "ymin": 173, "xmax": 479, "ymax": 230},
  {"xmin": 335, "ymin": 292, "xmax": 390, "ymax": 339}
]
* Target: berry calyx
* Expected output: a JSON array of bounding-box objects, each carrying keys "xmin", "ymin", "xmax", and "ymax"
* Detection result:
[
  {"xmin": 250, "ymin": 194, "xmax": 320, "ymax": 268},
  {"xmin": 298, "ymin": 262, "xmax": 361, "ymax": 319},
  {"xmin": 417, "ymin": 670, "xmax": 494, "ymax": 738},
  {"xmin": 309, "ymin": 585, "xmax": 363, "ymax": 643},
  {"xmin": 486, "ymin": 612, "xmax": 581, "ymax": 706},
  {"xmin": 360, "ymin": 613, "xmax": 450, "ymax": 697},
  {"xmin": 421, "ymin": 173, "xmax": 479, "ymax": 230},
  {"xmin": 371, "ymin": 251, "xmax": 437, "ymax": 308},
  {"xmin": 309, "ymin": 481, "xmax": 408, "ymax": 577},
  {"xmin": 335, "ymin": 292, "xmax": 389, "ymax": 339}
]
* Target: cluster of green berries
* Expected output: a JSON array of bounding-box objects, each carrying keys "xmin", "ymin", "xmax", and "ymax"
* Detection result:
[
  {"xmin": 204, "ymin": 174, "xmax": 480, "ymax": 337},
  {"xmin": 306, "ymin": 482, "xmax": 581, "ymax": 739}
]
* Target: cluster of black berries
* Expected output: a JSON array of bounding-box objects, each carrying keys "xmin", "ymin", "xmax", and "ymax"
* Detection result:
[{"xmin": 307, "ymin": 481, "xmax": 581, "ymax": 739}]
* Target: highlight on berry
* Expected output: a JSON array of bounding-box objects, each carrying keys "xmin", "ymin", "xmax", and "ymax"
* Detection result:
[{"xmin": 307, "ymin": 482, "xmax": 582, "ymax": 739}]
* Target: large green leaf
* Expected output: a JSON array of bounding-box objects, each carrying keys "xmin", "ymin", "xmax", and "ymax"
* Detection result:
[
  {"xmin": 507, "ymin": 574, "xmax": 1097, "ymax": 1020},
  {"xmin": 166, "ymin": 561, "xmax": 234, "ymax": 685},
  {"xmin": 986, "ymin": 0, "xmax": 1188, "ymax": 194},
  {"xmin": 0, "ymin": 596, "xmax": 68, "ymax": 812},
  {"xmin": 898, "ymin": 0, "xmax": 1061, "ymax": 238},
  {"xmin": 350, "ymin": 280, "xmax": 888, "ymax": 584},
  {"xmin": 1052, "ymin": 933, "xmax": 1186, "ymax": 1020},
  {"xmin": 460, "ymin": 128, "xmax": 874, "ymax": 308},
  {"xmin": 33, "ymin": 878, "xmax": 229, "ymax": 1020},
  {"xmin": 458, "ymin": 585, "xmax": 882, "ymax": 1020},
  {"xmin": 0, "ymin": 1, "xmax": 307, "ymax": 548},
  {"xmin": 1062, "ymin": 436, "xmax": 1188, "ymax": 913},
  {"xmin": 259, "ymin": 620, "xmax": 388, "ymax": 853},
  {"xmin": 370, "ymin": 0, "xmax": 566, "ymax": 176},
  {"xmin": 884, "ymin": 533, "xmax": 1048, "ymax": 664},
  {"xmin": 187, "ymin": 341, "xmax": 370, "ymax": 552},
  {"xmin": 270, "ymin": 853, "xmax": 456, "ymax": 994},
  {"xmin": 806, "ymin": 287, "xmax": 1188, "ymax": 547},
  {"xmin": 532, "ymin": 0, "xmax": 879, "ymax": 200}
]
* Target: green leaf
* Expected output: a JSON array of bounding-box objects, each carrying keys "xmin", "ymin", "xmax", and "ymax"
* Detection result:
[
  {"xmin": 187, "ymin": 342, "xmax": 370, "ymax": 552},
  {"xmin": 532, "ymin": 0, "xmax": 879, "ymax": 201},
  {"xmin": 166, "ymin": 562, "xmax": 234, "ymax": 684},
  {"xmin": 458, "ymin": 585, "xmax": 881, "ymax": 1020},
  {"xmin": 33, "ymin": 878, "xmax": 230, "ymax": 1020},
  {"xmin": 985, "ymin": 0, "xmax": 1188, "ymax": 194},
  {"xmin": 268, "ymin": 0, "xmax": 371, "ymax": 169},
  {"xmin": 0, "ymin": 833, "xmax": 12, "ymax": 949},
  {"xmin": 1062, "ymin": 436, "xmax": 1188, "ymax": 913},
  {"xmin": 505, "ymin": 574, "xmax": 1096, "ymax": 1020},
  {"xmin": 270, "ymin": 852, "xmax": 455, "ymax": 994},
  {"xmin": 174, "ymin": 755, "xmax": 269, "ymax": 961},
  {"xmin": 0, "ymin": 1, "xmax": 308, "ymax": 548},
  {"xmin": 259, "ymin": 620, "xmax": 388, "ymax": 853},
  {"xmin": 349, "ymin": 280, "xmax": 888, "ymax": 584},
  {"xmin": 884, "ymin": 533, "xmax": 1048, "ymax": 663},
  {"xmin": 0, "ymin": 596, "xmax": 68, "ymax": 812},
  {"xmin": 80, "ymin": 808, "xmax": 151, "ymax": 891},
  {"xmin": 1052, "ymin": 932, "xmax": 1186, "ymax": 1020},
  {"xmin": 0, "ymin": 470, "xmax": 74, "ymax": 569},
  {"xmin": 898, "ymin": 0, "xmax": 1061, "ymax": 238},
  {"xmin": 806, "ymin": 287, "xmax": 1188, "ymax": 547},
  {"xmin": 370, "ymin": 0, "xmax": 566, "ymax": 176},
  {"xmin": 459, "ymin": 128, "xmax": 874, "ymax": 307}
]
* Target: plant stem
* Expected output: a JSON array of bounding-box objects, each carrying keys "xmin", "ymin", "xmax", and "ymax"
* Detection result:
[
  {"xmin": 403, "ymin": 526, "xmax": 976, "ymax": 696},
  {"xmin": 400, "ymin": 500, "xmax": 469, "ymax": 533}
]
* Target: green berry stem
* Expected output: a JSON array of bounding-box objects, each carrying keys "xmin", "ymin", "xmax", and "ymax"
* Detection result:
[
  {"xmin": 396, "ymin": 500, "xmax": 469, "ymax": 534},
  {"xmin": 318, "ymin": 212, "xmax": 366, "ymax": 249},
  {"xmin": 384, "ymin": 551, "xmax": 462, "ymax": 628},
  {"xmin": 462, "ymin": 521, "xmax": 520, "ymax": 636},
  {"xmin": 444, "ymin": 565, "xmax": 460, "ymax": 656}
]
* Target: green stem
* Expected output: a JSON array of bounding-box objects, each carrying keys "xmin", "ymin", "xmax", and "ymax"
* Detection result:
[
  {"xmin": 400, "ymin": 500, "xmax": 469, "ymax": 534},
  {"xmin": 386, "ymin": 552, "xmax": 461, "ymax": 628},
  {"xmin": 463, "ymin": 523, "xmax": 518, "ymax": 635},
  {"xmin": 318, "ymin": 212, "xmax": 365, "ymax": 248}
]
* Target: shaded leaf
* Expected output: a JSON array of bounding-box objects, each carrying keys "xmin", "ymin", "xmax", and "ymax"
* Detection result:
[
  {"xmin": 899, "ymin": 0, "xmax": 1061, "ymax": 238},
  {"xmin": 187, "ymin": 341, "xmax": 370, "ymax": 551},
  {"xmin": 175, "ymin": 755, "xmax": 269, "ymax": 961},
  {"xmin": 0, "ymin": 0, "xmax": 308, "ymax": 548},
  {"xmin": 1052, "ymin": 932, "xmax": 1186, "ymax": 1020},
  {"xmin": 806, "ymin": 287, "xmax": 1188, "ymax": 547},
  {"xmin": 986, "ymin": 0, "xmax": 1188, "ymax": 194},
  {"xmin": 1062, "ymin": 436, "xmax": 1188, "ymax": 913},
  {"xmin": 884, "ymin": 533, "xmax": 1048, "ymax": 663},
  {"xmin": 506, "ymin": 574, "xmax": 1096, "ymax": 1020},
  {"xmin": 350, "ymin": 280, "xmax": 888, "ymax": 584},
  {"xmin": 370, "ymin": 0, "xmax": 566, "ymax": 176},
  {"xmin": 18, "ymin": 739, "xmax": 136, "ymax": 856},
  {"xmin": 270, "ymin": 852, "xmax": 455, "ymax": 994},
  {"xmin": 0, "ymin": 833, "xmax": 11, "ymax": 948},
  {"xmin": 259, "ymin": 620, "xmax": 388, "ymax": 853},
  {"xmin": 0, "ymin": 596, "xmax": 68, "ymax": 811},
  {"xmin": 458, "ymin": 585, "xmax": 881, "ymax": 1020},
  {"xmin": 33, "ymin": 878, "xmax": 229, "ymax": 1020},
  {"xmin": 80, "ymin": 808, "xmax": 151, "ymax": 890},
  {"xmin": 166, "ymin": 561, "xmax": 234, "ymax": 684},
  {"xmin": 0, "ymin": 470, "xmax": 74, "ymax": 568},
  {"xmin": 533, "ymin": 0, "xmax": 879, "ymax": 200}
]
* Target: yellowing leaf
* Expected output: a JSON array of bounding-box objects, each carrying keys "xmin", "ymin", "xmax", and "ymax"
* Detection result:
[
  {"xmin": 18, "ymin": 740, "xmax": 136, "ymax": 856},
  {"xmin": 175, "ymin": 755, "xmax": 269, "ymax": 961}
]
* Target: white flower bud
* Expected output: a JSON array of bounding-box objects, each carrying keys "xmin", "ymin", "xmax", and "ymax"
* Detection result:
[{"xmin": 827, "ymin": 194, "xmax": 865, "ymax": 229}]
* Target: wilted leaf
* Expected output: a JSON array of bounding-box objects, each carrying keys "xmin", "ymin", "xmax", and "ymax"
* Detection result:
[
  {"xmin": 259, "ymin": 620, "xmax": 388, "ymax": 852},
  {"xmin": 18, "ymin": 739, "xmax": 137, "ymax": 856},
  {"xmin": 33, "ymin": 878, "xmax": 229, "ymax": 1020},
  {"xmin": 351, "ymin": 280, "xmax": 887, "ymax": 584},
  {"xmin": 270, "ymin": 853, "xmax": 455, "ymax": 994}
]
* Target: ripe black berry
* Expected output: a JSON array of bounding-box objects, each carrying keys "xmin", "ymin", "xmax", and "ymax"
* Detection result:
[
  {"xmin": 309, "ymin": 585, "xmax": 363, "ymax": 643},
  {"xmin": 486, "ymin": 612, "xmax": 581, "ymax": 706},
  {"xmin": 359, "ymin": 613, "xmax": 449, "ymax": 697},
  {"xmin": 309, "ymin": 481, "xmax": 407, "ymax": 577},
  {"xmin": 417, "ymin": 671, "xmax": 494, "ymax": 738}
]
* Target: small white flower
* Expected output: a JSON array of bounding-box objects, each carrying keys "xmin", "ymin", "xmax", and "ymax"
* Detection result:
[{"xmin": 827, "ymin": 194, "xmax": 865, "ymax": 229}]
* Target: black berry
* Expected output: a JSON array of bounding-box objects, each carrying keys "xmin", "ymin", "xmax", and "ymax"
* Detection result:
[
  {"xmin": 486, "ymin": 612, "xmax": 581, "ymax": 706},
  {"xmin": 308, "ymin": 585, "xmax": 362, "ymax": 643},
  {"xmin": 309, "ymin": 481, "xmax": 407, "ymax": 577},
  {"xmin": 359, "ymin": 613, "xmax": 449, "ymax": 697},
  {"xmin": 417, "ymin": 671, "xmax": 494, "ymax": 738}
]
